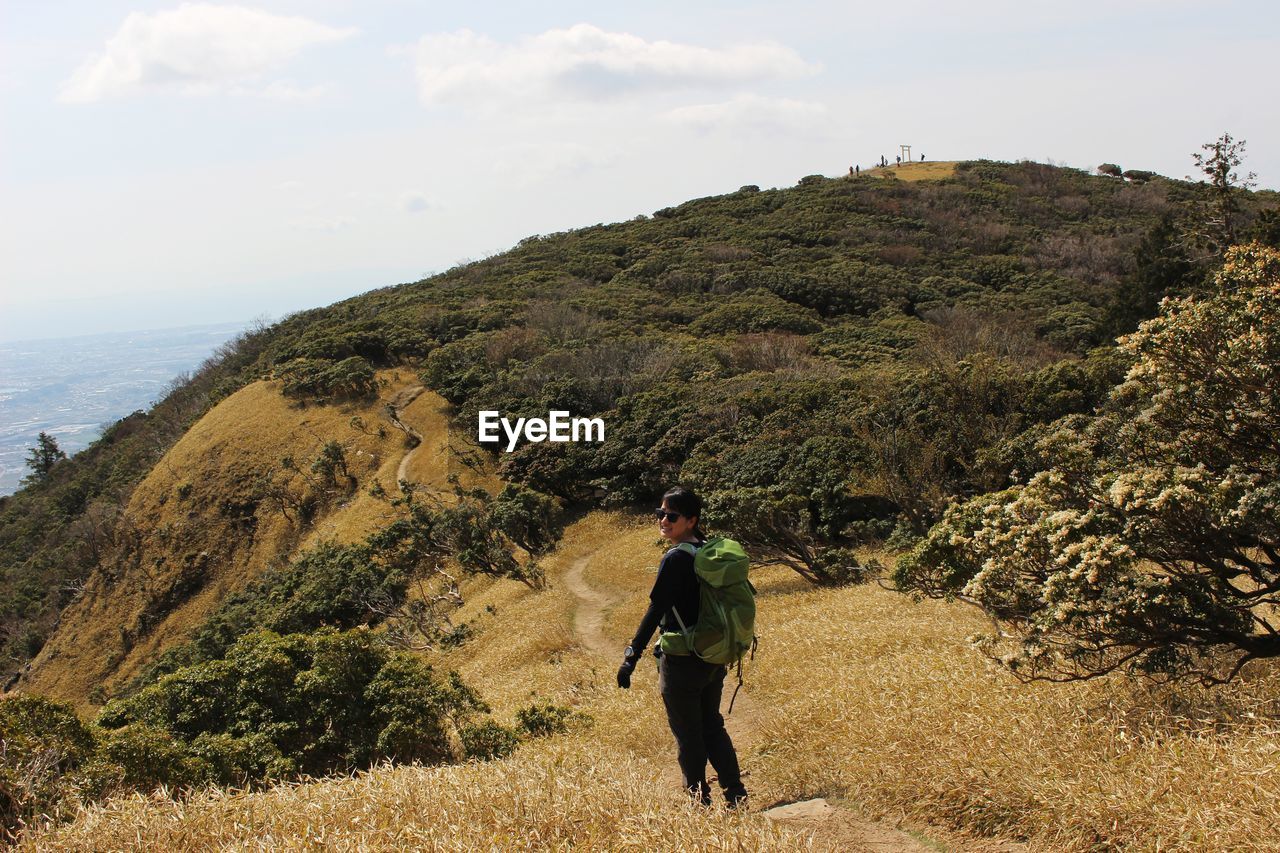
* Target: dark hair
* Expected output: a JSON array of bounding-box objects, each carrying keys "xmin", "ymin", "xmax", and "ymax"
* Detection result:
[{"xmin": 662, "ymin": 486, "xmax": 703, "ymax": 535}]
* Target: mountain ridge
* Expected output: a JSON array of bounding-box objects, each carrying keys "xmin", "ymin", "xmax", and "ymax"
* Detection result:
[{"xmin": 6, "ymin": 157, "xmax": 1264, "ymax": 696}]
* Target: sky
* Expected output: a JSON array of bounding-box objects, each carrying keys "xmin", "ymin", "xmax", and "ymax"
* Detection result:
[{"xmin": 2, "ymin": 0, "xmax": 1278, "ymax": 342}]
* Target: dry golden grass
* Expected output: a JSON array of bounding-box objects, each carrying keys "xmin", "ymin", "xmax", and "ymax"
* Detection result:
[
  {"xmin": 861, "ymin": 161, "xmax": 959, "ymax": 182},
  {"xmin": 742, "ymin": 576, "xmax": 1280, "ymax": 851},
  {"xmin": 20, "ymin": 373, "xmax": 465, "ymax": 709},
  {"xmin": 24, "ymin": 505, "xmax": 1280, "ymax": 850},
  {"xmin": 22, "ymin": 746, "xmax": 805, "ymax": 851},
  {"xmin": 436, "ymin": 511, "xmax": 657, "ymax": 721}
]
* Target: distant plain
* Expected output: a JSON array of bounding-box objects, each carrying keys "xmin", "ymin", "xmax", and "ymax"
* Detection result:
[{"xmin": 0, "ymin": 321, "xmax": 247, "ymax": 496}]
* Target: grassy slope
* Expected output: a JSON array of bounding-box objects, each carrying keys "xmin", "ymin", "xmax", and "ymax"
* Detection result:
[
  {"xmin": 18, "ymin": 371, "xmax": 484, "ymax": 708},
  {"xmin": 28, "ymin": 506, "xmax": 1280, "ymax": 851},
  {"xmin": 865, "ymin": 161, "xmax": 960, "ymax": 182}
]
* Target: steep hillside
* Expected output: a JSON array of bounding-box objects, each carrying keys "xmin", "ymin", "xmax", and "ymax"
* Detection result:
[{"xmin": 19, "ymin": 372, "xmax": 485, "ymax": 706}]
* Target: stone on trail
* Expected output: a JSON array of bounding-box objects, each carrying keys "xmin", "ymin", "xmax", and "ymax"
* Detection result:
[{"xmin": 762, "ymin": 798, "xmax": 834, "ymax": 822}]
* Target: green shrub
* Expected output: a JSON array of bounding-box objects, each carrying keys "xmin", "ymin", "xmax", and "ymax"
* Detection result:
[
  {"xmin": 277, "ymin": 356, "xmax": 377, "ymax": 401},
  {"xmin": 1, "ymin": 695, "xmax": 101, "ymax": 839},
  {"xmin": 186, "ymin": 732, "xmax": 293, "ymax": 786},
  {"xmin": 459, "ymin": 720, "xmax": 521, "ymax": 761},
  {"xmin": 515, "ymin": 700, "xmax": 588, "ymax": 738},
  {"xmin": 100, "ymin": 629, "xmax": 487, "ymax": 782},
  {"xmin": 691, "ymin": 292, "xmax": 823, "ymax": 335},
  {"xmin": 1122, "ymin": 169, "xmax": 1157, "ymax": 183},
  {"xmin": 98, "ymin": 724, "xmax": 208, "ymax": 790}
]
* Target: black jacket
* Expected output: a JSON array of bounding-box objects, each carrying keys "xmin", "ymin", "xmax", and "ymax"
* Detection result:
[{"xmin": 629, "ymin": 542, "xmax": 702, "ymax": 651}]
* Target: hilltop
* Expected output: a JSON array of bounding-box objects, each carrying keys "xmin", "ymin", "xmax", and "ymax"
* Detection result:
[{"xmin": 4, "ymin": 158, "xmax": 1280, "ymax": 849}]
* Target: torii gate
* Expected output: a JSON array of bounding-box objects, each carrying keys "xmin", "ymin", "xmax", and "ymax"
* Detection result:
[{"xmin": 900, "ymin": 144, "xmax": 912, "ymax": 164}]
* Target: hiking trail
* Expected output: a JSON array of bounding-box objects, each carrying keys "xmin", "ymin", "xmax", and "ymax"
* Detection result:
[
  {"xmin": 388, "ymin": 385, "xmax": 425, "ymax": 486},
  {"xmin": 560, "ymin": 552, "xmax": 1023, "ymax": 852},
  {"xmin": 565, "ymin": 557, "xmax": 615, "ymax": 658}
]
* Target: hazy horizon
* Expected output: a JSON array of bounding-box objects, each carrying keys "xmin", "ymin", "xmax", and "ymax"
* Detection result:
[
  {"xmin": 4, "ymin": 1, "xmax": 1278, "ymax": 342},
  {"xmin": 0, "ymin": 319, "xmax": 249, "ymax": 495}
]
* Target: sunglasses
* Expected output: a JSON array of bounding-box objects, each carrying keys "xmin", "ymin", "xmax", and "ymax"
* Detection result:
[{"xmin": 654, "ymin": 508, "xmax": 683, "ymax": 523}]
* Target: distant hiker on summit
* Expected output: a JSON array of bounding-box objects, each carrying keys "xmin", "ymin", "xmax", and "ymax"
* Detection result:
[{"xmin": 616, "ymin": 486, "xmax": 754, "ymax": 808}]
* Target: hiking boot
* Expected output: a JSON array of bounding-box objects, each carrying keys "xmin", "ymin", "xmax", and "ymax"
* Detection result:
[
  {"xmin": 724, "ymin": 785, "xmax": 748, "ymax": 811},
  {"xmin": 688, "ymin": 781, "xmax": 712, "ymax": 807}
]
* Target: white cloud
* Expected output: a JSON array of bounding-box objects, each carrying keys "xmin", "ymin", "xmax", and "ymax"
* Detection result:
[
  {"xmin": 287, "ymin": 215, "xmax": 354, "ymax": 232},
  {"xmin": 413, "ymin": 24, "xmax": 817, "ymax": 106},
  {"xmin": 664, "ymin": 94, "xmax": 827, "ymax": 130},
  {"xmin": 60, "ymin": 4, "xmax": 356, "ymax": 103},
  {"xmin": 488, "ymin": 141, "xmax": 620, "ymax": 187},
  {"xmin": 245, "ymin": 80, "xmax": 329, "ymax": 101},
  {"xmin": 401, "ymin": 191, "xmax": 433, "ymax": 213}
]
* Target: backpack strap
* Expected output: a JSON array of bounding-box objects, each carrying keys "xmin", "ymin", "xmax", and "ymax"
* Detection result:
[
  {"xmin": 674, "ymin": 542, "xmax": 700, "ymax": 557},
  {"xmin": 670, "ymin": 541, "xmax": 701, "ymax": 636},
  {"xmin": 725, "ymin": 636, "xmax": 758, "ymax": 716}
]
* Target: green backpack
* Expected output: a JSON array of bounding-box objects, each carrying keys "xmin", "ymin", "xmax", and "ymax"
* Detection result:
[{"xmin": 659, "ymin": 537, "xmax": 756, "ymax": 668}]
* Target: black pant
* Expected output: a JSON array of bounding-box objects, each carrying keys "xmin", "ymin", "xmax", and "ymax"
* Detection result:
[{"xmin": 658, "ymin": 654, "xmax": 745, "ymax": 802}]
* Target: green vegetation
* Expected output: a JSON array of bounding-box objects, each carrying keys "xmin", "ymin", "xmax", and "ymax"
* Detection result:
[
  {"xmin": 0, "ymin": 694, "xmax": 102, "ymax": 841},
  {"xmin": 895, "ymin": 244, "xmax": 1280, "ymax": 684},
  {"xmin": 132, "ymin": 481, "xmax": 559, "ymax": 689},
  {"xmin": 3, "ymin": 148, "xmax": 1280, "ymax": 843},
  {"xmin": 4, "ymin": 157, "xmax": 1277, "ymax": 689},
  {"xmin": 22, "ymin": 433, "xmax": 66, "ymax": 486},
  {"xmin": 277, "ymin": 355, "xmax": 378, "ymax": 401},
  {"xmin": 1, "ymin": 630, "xmax": 492, "ymax": 840},
  {"xmin": 1188, "ymin": 132, "xmax": 1256, "ymax": 253},
  {"xmin": 99, "ymin": 628, "xmax": 485, "ymax": 780}
]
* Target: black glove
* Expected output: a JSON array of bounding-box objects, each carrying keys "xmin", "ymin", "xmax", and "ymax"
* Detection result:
[{"xmin": 617, "ymin": 645, "xmax": 639, "ymax": 689}]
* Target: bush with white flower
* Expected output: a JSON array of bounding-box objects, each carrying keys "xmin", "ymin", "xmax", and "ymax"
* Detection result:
[{"xmin": 895, "ymin": 244, "xmax": 1280, "ymax": 683}]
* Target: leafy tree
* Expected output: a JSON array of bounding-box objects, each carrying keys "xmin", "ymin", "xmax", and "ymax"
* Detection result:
[
  {"xmin": 854, "ymin": 356, "xmax": 1037, "ymax": 533},
  {"xmin": 428, "ymin": 485, "xmax": 548, "ymax": 589},
  {"xmin": 1187, "ymin": 132, "xmax": 1257, "ymax": 257},
  {"xmin": 489, "ymin": 484, "xmax": 562, "ymax": 558},
  {"xmin": 704, "ymin": 486, "xmax": 870, "ymax": 586},
  {"xmin": 22, "ymin": 433, "xmax": 66, "ymax": 484},
  {"xmin": 1121, "ymin": 169, "xmax": 1156, "ymax": 183},
  {"xmin": 1102, "ymin": 214, "xmax": 1198, "ymax": 337},
  {"xmin": 1248, "ymin": 207, "xmax": 1280, "ymax": 249},
  {"xmin": 277, "ymin": 356, "xmax": 377, "ymax": 401},
  {"xmin": 895, "ymin": 245, "xmax": 1280, "ymax": 684},
  {"xmin": 310, "ymin": 440, "xmax": 355, "ymax": 490}
]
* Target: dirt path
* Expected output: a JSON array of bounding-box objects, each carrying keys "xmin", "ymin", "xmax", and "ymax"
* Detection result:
[
  {"xmin": 560, "ymin": 552, "xmax": 960, "ymax": 852},
  {"xmin": 564, "ymin": 556, "xmax": 615, "ymax": 658},
  {"xmin": 387, "ymin": 385, "xmax": 425, "ymax": 485}
]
